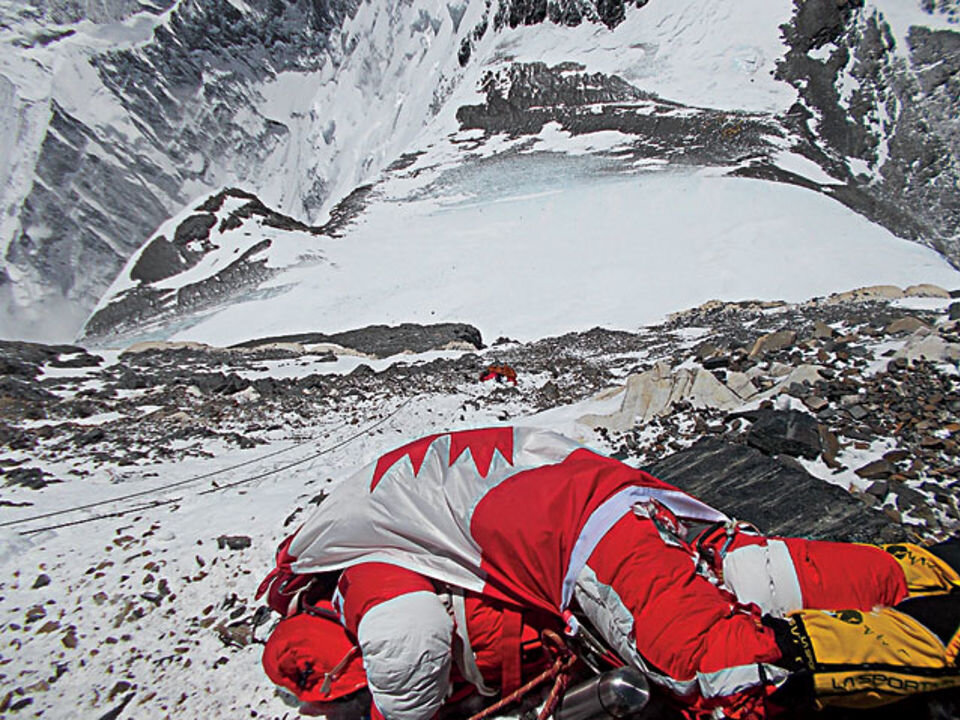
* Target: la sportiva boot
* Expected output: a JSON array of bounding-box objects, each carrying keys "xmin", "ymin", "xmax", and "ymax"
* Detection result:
[
  {"xmin": 881, "ymin": 541, "xmax": 960, "ymax": 597},
  {"xmin": 779, "ymin": 599, "xmax": 960, "ymax": 710}
]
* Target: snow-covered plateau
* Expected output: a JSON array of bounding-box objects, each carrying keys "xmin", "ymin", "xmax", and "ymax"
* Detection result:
[{"xmin": 2, "ymin": 0, "xmax": 960, "ymax": 718}]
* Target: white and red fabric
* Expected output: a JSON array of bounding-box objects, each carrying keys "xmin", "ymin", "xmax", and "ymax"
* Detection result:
[
  {"xmin": 711, "ymin": 530, "xmax": 908, "ymax": 615},
  {"xmin": 332, "ymin": 561, "xmax": 554, "ymax": 720},
  {"xmin": 287, "ymin": 427, "xmax": 727, "ymax": 611},
  {"xmin": 268, "ymin": 427, "xmax": 910, "ymax": 719}
]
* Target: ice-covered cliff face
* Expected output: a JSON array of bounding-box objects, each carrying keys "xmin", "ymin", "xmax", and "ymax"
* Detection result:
[
  {"xmin": 0, "ymin": 0, "xmax": 958, "ymax": 343},
  {"xmin": 0, "ymin": 0, "xmax": 454, "ymax": 340},
  {"xmin": 775, "ymin": 0, "xmax": 960, "ymax": 266}
]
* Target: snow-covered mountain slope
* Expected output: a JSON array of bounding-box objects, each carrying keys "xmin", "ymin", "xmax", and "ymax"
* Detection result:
[
  {"xmin": 2, "ymin": 0, "xmax": 959, "ymax": 343},
  {"xmin": 84, "ymin": 154, "xmax": 960, "ymax": 347}
]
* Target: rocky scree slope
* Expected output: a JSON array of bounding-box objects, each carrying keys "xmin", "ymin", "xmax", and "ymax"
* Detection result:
[
  {"xmin": 5, "ymin": 286, "xmax": 960, "ymax": 533},
  {"xmin": 2, "ymin": 286, "xmax": 960, "ymax": 717}
]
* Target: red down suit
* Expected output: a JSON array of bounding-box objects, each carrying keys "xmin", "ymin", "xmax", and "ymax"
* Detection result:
[{"xmin": 282, "ymin": 427, "xmax": 912, "ymax": 718}]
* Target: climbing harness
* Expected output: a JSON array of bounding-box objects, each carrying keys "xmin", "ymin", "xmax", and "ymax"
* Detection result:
[{"xmin": 467, "ymin": 629, "xmax": 579, "ymax": 720}]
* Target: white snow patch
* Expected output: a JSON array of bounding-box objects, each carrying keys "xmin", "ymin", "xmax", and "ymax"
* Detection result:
[
  {"xmin": 173, "ymin": 170, "xmax": 960, "ymax": 347},
  {"xmin": 772, "ymin": 150, "xmax": 840, "ymax": 185}
]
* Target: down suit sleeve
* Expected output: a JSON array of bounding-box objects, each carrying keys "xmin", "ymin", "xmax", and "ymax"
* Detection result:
[{"xmin": 337, "ymin": 563, "xmax": 455, "ymax": 720}]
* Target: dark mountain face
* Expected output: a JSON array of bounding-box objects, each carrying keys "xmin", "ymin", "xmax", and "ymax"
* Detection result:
[{"xmin": 776, "ymin": 0, "xmax": 960, "ymax": 270}]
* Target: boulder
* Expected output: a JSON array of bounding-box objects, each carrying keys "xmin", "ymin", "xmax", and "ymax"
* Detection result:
[
  {"xmin": 646, "ymin": 438, "xmax": 906, "ymax": 542},
  {"xmin": 743, "ymin": 408, "xmax": 822, "ymax": 460},
  {"xmin": 747, "ymin": 330, "xmax": 796, "ymax": 358},
  {"xmin": 886, "ymin": 317, "xmax": 930, "ymax": 335}
]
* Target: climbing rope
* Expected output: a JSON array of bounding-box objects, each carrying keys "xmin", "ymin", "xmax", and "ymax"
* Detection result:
[
  {"xmin": 12, "ymin": 399, "xmax": 411, "ymax": 535},
  {"xmin": 0, "ymin": 431, "xmax": 330, "ymax": 529}
]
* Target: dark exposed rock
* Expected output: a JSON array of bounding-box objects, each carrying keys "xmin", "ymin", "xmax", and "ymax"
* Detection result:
[
  {"xmin": 456, "ymin": 61, "xmax": 781, "ymax": 169},
  {"xmin": 130, "ymin": 235, "xmax": 188, "ymax": 284},
  {"xmin": 647, "ymin": 438, "xmax": 906, "ymax": 543},
  {"xmin": 48, "ymin": 352, "xmax": 103, "ymax": 369},
  {"xmin": 172, "ymin": 213, "xmax": 217, "ymax": 249},
  {"xmin": 97, "ymin": 691, "xmax": 135, "ymax": 720},
  {"xmin": 894, "ymin": 484, "xmax": 928, "ymax": 512},
  {"xmin": 231, "ymin": 322, "xmax": 484, "ymax": 358},
  {"xmin": 217, "ymin": 535, "xmax": 252, "ymax": 551},
  {"xmin": 855, "ymin": 459, "xmax": 894, "ymax": 480},
  {"xmin": 0, "ymin": 377, "xmax": 57, "ymax": 404},
  {"xmin": 743, "ymin": 409, "xmax": 822, "ymax": 460},
  {"xmin": 32, "ymin": 574, "xmax": 51, "ymax": 589},
  {"xmin": 4, "ymin": 467, "xmax": 57, "ymax": 490},
  {"xmin": 190, "ymin": 372, "xmax": 251, "ymax": 396},
  {"xmin": 866, "ymin": 480, "xmax": 889, "ymax": 499},
  {"xmin": 77, "ymin": 428, "xmax": 106, "ymax": 446}
]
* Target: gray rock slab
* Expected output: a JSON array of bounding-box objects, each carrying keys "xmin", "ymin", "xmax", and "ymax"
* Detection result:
[{"xmin": 646, "ymin": 438, "xmax": 906, "ymax": 543}]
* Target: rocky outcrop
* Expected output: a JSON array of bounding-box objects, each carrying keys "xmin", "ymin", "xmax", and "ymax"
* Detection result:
[
  {"xmin": 647, "ymin": 437, "xmax": 906, "ymax": 543},
  {"xmin": 774, "ymin": 0, "xmax": 960, "ymax": 267},
  {"xmin": 81, "ymin": 188, "xmax": 336, "ymax": 340},
  {"xmin": 230, "ymin": 322, "xmax": 484, "ymax": 358},
  {"xmin": 456, "ymin": 62, "xmax": 783, "ymax": 168}
]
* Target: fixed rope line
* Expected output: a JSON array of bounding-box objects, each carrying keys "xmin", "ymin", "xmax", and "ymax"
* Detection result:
[
  {"xmin": 22, "ymin": 497, "xmax": 185, "ymax": 536},
  {"xmin": 198, "ymin": 398, "xmax": 411, "ymax": 495},
  {"xmin": 10, "ymin": 398, "xmax": 411, "ymax": 534},
  {"xmin": 0, "ymin": 425, "xmax": 341, "ymax": 530}
]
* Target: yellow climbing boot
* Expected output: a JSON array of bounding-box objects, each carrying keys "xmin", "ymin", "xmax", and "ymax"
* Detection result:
[
  {"xmin": 882, "ymin": 543, "xmax": 960, "ymax": 597},
  {"xmin": 788, "ymin": 603, "xmax": 960, "ymax": 709}
]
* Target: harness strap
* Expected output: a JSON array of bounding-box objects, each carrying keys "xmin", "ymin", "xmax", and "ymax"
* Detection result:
[
  {"xmin": 501, "ymin": 606, "xmax": 524, "ymax": 695},
  {"xmin": 318, "ymin": 645, "xmax": 361, "ymax": 697},
  {"xmin": 450, "ymin": 588, "xmax": 497, "ymax": 697}
]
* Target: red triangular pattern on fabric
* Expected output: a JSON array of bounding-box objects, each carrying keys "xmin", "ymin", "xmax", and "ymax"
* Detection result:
[
  {"xmin": 370, "ymin": 433, "xmax": 442, "ymax": 491},
  {"xmin": 448, "ymin": 427, "xmax": 514, "ymax": 478}
]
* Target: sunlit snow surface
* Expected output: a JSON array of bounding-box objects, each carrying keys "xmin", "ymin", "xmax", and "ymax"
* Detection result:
[
  {"xmin": 176, "ymin": 155, "xmax": 960, "ymax": 347},
  {"xmin": 484, "ymin": 0, "xmax": 797, "ymax": 113}
]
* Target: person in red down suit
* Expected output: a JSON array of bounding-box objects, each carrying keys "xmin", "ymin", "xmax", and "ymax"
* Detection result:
[{"xmin": 258, "ymin": 427, "xmax": 960, "ymax": 719}]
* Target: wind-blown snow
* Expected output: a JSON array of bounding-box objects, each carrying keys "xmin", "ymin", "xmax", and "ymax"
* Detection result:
[{"xmin": 175, "ymin": 168, "xmax": 960, "ymax": 347}]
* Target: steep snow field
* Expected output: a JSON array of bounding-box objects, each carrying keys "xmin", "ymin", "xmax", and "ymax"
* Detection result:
[{"xmin": 175, "ymin": 166, "xmax": 960, "ymax": 347}]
